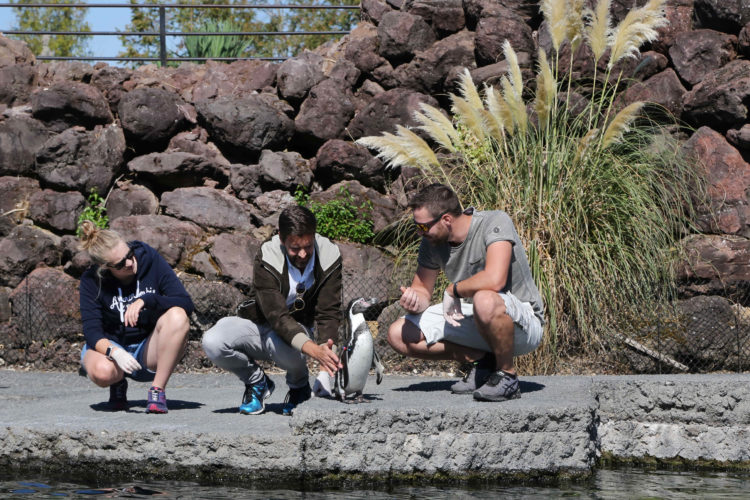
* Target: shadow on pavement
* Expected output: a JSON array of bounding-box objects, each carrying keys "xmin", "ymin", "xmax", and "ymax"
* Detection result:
[
  {"xmin": 392, "ymin": 380, "xmax": 546, "ymax": 394},
  {"xmin": 90, "ymin": 399, "xmax": 204, "ymax": 412}
]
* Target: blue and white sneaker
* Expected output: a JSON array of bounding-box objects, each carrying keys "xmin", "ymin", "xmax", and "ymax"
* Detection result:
[{"xmin": 240, "ymin": 374, "xmax": 275, "ymax": 415}]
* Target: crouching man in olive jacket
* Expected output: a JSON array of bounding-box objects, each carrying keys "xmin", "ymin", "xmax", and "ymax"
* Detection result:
[{"xmin": 202, "ymin": 205, "xmax": 343, "ymax": 416}]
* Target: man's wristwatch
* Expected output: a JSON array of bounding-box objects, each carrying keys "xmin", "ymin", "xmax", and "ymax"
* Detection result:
[{"xmin": 105, "ymin": 346, "xmax": 114, "ymax": 361}]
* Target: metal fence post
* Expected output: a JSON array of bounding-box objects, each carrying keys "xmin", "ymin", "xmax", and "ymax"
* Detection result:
[{"xmin": 159, "ymin": 5, "xmax": 167, "ymax": 67}]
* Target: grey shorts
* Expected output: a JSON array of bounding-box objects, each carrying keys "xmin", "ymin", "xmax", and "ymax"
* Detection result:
[{"xmin": 404, "ymin": 292, "xmax": 543, "ymax": 356}]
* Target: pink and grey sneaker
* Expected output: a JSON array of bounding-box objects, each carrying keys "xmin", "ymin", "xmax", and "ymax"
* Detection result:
[{"xmin": 145, "ymin": 386, "xmax": 168, "ymax": 414}]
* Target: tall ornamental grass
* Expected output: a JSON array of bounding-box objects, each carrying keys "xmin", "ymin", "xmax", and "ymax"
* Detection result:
[{"xmin": 358, "ymin": 0, "xmax": 702, "ymax": 373}]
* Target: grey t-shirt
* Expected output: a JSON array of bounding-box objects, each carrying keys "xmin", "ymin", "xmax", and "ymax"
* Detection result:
[{"xmin": 417, "ymin": 208, "xmax": 545, "ymax": 324}]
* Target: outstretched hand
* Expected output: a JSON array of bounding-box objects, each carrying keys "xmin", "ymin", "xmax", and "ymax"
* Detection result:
[
  {"xmin": 442, "ymin": 289, "xmax": 464, "ymax": 327},
  {"xmin": 303, "ymin": 338, "xmax": 342, "ymax": 377},
  {"xmin": 399, "ymin": 286, "xmax": 428, "ymax": 314}
]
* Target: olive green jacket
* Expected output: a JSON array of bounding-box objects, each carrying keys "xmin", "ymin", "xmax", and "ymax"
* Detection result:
[{"xmin": 238, "ymin": 234, "xmax": 342, "ymax": 351}]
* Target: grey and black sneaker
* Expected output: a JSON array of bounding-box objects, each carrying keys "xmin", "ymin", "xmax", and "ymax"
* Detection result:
[
  {"xmin": 473, "ymin": 370, "xmax": 521, "ymax": 402},
  {"xmin": 282, "ymin": 383, "xmax": 312, "ymax": 416},
  {"xmin": 451, "ymin": 353, "xmax": 496, "ymax": 394}
]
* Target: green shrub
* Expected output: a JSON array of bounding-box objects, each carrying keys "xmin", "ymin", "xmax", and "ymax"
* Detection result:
[
  {"xmin": 295, "ymin": 186, "xmax": 375, "ymax": 244},
  {"xmin": 76, "ymin": 188, "xmax": 108, "ymax": 236},
  {"xmin": 183, "ymin": 19, "xmax": 250, "ymax": 61},
  {"xmin": 357, "ymin": 0, "xmax": 703, "ymax": 372}
]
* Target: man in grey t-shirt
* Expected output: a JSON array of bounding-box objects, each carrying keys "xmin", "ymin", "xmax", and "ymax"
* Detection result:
[{"xmin": 387, "ymin": 183, "xmax": 544, "ymax": 401}]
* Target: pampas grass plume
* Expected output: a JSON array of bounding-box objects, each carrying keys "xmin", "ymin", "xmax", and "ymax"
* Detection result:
[
  {"xmin": 608, "ymin": 0, "xmax": 668, "ymax": 69},
  {"xmin": 586, "ymin": 0, "xmax": 612, "ymax": 62},
  {"xmin": 541, "ymin": 0, "xmax": 568, "ymax": 52},
  {"xmin": 414, "ymin": 103, "xmax": 459, "ymax": 153},
  {"xmin": 356, "ymin": 126, "xmax": 439, "ymax": 170},
  {"xmin": 451, "ymin": 94, "xmax": 487, "ymax": 140},
  {"xmin": 484, "ymin": 85, "xmax": 514, "ymax": 138},
  {"xmin": 534, "ymin": 48, "xmax": 557, "ymax": 130},
  {"xmin": 602, "ymin": 102, "xmax": 644, "ymax": 147}
]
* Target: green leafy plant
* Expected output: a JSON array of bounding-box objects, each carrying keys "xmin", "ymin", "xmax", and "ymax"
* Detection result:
[
  {"xmin": 77, "ymin": 189, "xmax": 108, "ymax": 236},
  {"xmin": 295, "ymin": 186, "xmax": 375, "ymax": 244},
  {"xmin": 357, "ymin": 0, "xmax": 703, "ymax": 373},
  {"xmin": 183, "ymin": 19, "xmax": 251, "ymax": 60}
]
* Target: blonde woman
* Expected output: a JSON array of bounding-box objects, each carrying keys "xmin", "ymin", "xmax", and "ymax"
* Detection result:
[{"xmin": 78, "ymin": 220, "xmax": 194, "ymax": 413}]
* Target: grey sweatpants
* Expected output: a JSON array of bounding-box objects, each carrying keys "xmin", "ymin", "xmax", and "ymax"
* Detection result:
[{"xmin": 201, "ymin": 316, "xmax": 310, "ymax": 389}]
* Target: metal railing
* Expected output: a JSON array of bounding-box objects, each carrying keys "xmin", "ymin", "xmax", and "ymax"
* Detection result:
[{"xmin": 0, "ymin": 2, "xmax": 360, "ymax": 65}]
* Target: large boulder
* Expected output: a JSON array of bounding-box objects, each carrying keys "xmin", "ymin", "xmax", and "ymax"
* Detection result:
[
  {"xmin": 28, "ymin": 189, "xmax": 85, "ymax": 233},
  {"xmin": 0, "ymin": 116, "xmax": 53, "ymax": 176},
  {"xmin": 195, "ymin": 95, "xmax": 295, "ymax": 163},
  {"xmin": 346, "ymin": 88, "xmax": 439, "ymax": 139},
  {"xmin": 30, "ymin": 82, "xmax": 113, "ymax": 132},
  {"xmin": 104, "ymin": 182, "xmax": 160, "ymax": 222},
  {"xmin": 190, "ymin": 60, "xmax": 278, "ymax": 102},
  {"xmin": 313, "ymin": 139, "xmax": 386, "ymax": 192},
  {"xmin": 679, "ymin": 234, "xmax": 750, "ymax": 283},
  {"xmin": 257, "ymin": 149, "xmax": 313, "ymax": 192},
  {"xmin": 34, "ymin": 124, "xmax": 126, "ymax": 195},
  {"xmin": 617, "ymin": 69, "xmax": 687, "ymax": 120},
  {"xmin": 377, "ymin": 11, "xmax": 436, "ymax": 65},
  {"xmin": 694, "ymin": 0, "xmax": 750, "ymax": 33},
  {"xmin": 294, "ymin": 79, "xmax": 356, "ymax": 148},
  {"xmin": 110, "ymin": 214, "xmax": 203, "ymax": 267},
  {"xmin": 404, "ymin": 0, "xmax": 465, "ymax": 36},
  {"xmin": 118, "ymin": 87, "xmax": 192, "ymax": 151},
  {"xmin": 166, "ymin": 128, "xmax": 230, "ymax": 167},
  {"xmin": 673, "ymin": 295, "xmax": 744, "ymax": 371},
  {"xmin": 0, "ymin": 176, "xmax": 39, "ymax": 219},
  {"xmin": 89, "ymin": 63, "xmax": 133, "ymax": 111},
  {"xmin": 230, "ymin": 163, "xmax": 262, "ymax": 202},
  {"xmin": 651, "ymin": 0, "xmax": 696, "ymax": 53},
  {"xmin": 682, "ymin": 127, "xmax": 750, "ymax": 236},
  {"xmin": 0, "ymin": 64, "xmax": 37, "ymax": 107},
  {"xmin": 0, "ymin": 224, "xmax": 62, "ymax": 287},
  {"xmin": 276, "ymin": 51, "xmax": 326, "ymax": 103},
  {"xmin": 338, "ymin": 240, "xmax": 397, "ymax": 307},
  {"xmin": 740, "ymin": 22, "xmax": 750, "ymax": 58},
  {"xmin": 309, "ymin": 180, "xmax": 400, "ymax": 235},
  {"xmin": 683, "ymin": 59, "xmax": 750, "ymax": 131},
  {"xmin": 36, "ymin": 61, "xmax": 93, "ymax": 86},
  {"xmin": 463, "ymin": 0, "xmax": 538, "ymax": 27},
  {"xmin": 8, "ymin": 267, "xmax": 81, "ymax": 344},
  {"xmin": 252, "ymin": 189, "xmax": 296, "ymax": 228},
  {"xmin": 127, "ymin": 152, "xmax": 228, "ymax": 189},
  {"xmin": 361, "ymin": 0, "xmax": 393, "ymax": 24},
  {"xmin": 474, "ymin": 7, "xmax": 534, "ymax": 67},
  {"xmin": 395, "ymin": 30, "xmax": 476, "ymax": 94},
  {"xmin": 208, "ymin": 232, "xmax": 262, "ymax": 288},
  {"xmin": 161, "ymin": 186, "xmax": 257, "ymax": 231},
  {"xmin": 344, "ymin": 22, "xmax": 387, "ymax": 75},
  {"xmin": 669, "ymin": 30, "xmax": 737, "ymax": 86},
  {"xmin": 0, "ymin": 35, "xmax": 35, "ymax": 67},
  {"xmin": 179, "ymin": 273, "xmax": 246, "ymax": 334},
  {"xmin": 727, "ymin": 124, "xmax": 750, "ymax": 153}
]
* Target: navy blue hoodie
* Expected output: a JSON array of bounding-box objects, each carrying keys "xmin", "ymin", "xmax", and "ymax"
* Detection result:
[{"xmin": 80, "ymin": 241, "xmax": 194, "ymax": 349}]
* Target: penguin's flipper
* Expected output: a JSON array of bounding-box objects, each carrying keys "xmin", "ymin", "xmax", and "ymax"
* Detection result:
[{"xmin": 372, "ymin": 350, "xmax": 385, "ymax": 385}]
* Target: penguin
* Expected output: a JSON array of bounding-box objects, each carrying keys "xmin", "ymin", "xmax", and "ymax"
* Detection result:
[{"xmin": 333, "ymin": 296, "xmax": 385, "ymax": 403}]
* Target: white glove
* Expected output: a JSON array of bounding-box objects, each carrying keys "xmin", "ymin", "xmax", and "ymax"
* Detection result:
[
  {"xmin": 110, "ymin": 347, "xmax": 142, "ymax": 374},
  {"xmin": 443, "ymin": 289, "xmax": 464, "ymax": 327},
  {"xmin": 312, "ymin": 370, "xmax": 333, "ymax": 398}
]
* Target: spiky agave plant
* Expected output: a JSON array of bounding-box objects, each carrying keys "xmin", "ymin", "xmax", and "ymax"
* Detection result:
[{"xmin": 358, "ymin": 0, "xmax": 700, "ymax": 373}]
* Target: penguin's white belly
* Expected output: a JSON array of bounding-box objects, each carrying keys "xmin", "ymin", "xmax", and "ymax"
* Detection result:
[{"xmin": 344, "ymin": 328, "xmax": 374, "ymax": 394}]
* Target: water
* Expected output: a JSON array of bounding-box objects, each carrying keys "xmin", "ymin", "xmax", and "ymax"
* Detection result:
[{"xmin": 3, "ymin": 469, "xmax": 750, "ymax": 499}]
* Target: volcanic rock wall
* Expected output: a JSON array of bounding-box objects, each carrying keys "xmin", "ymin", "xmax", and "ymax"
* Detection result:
[{"xmin": 0, "ymin": 0, "xmax": 748, "ymax": 366}]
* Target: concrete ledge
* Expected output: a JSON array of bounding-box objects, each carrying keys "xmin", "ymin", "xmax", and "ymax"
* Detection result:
[{"xmin": 2, "ymin": 371, "xmax": 750, "ymax": 484}]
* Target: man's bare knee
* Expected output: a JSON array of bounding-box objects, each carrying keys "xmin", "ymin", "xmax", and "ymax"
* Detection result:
[
  {"xmin": 473, "ymin": 290, "xmax": 505, "ymax": 323},
  {"xmin": 387, "ymin": 319, "xmax": 408, "ymax": 354}
]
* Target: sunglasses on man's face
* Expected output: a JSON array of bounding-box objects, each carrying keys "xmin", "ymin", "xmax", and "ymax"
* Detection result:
[
  {"xmin": 107, "ymin": 248, "xmax": 134, "ymax": 270},
  {"xmin": 291, "ymin": 283, "xmax": 306, "ymax": 312},
  {"xmin": 413, "ymin": 210, "xmax": 449, "ymax": 233}
]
